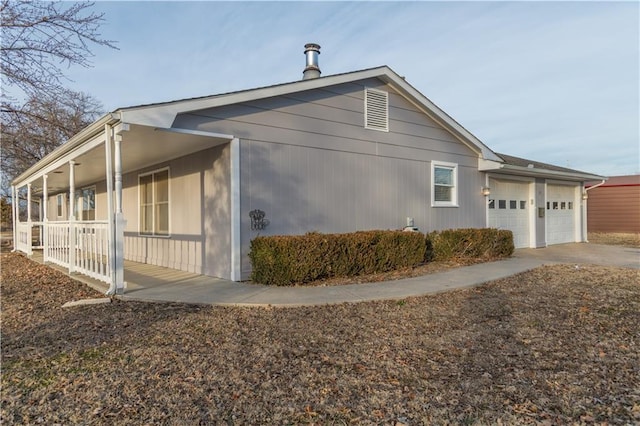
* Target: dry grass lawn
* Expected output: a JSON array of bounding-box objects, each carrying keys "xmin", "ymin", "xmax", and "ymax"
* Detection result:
[
  {"xmin": 2, "ymin": 252, "xmax": 639, "ymax": 425},
  {"xmin": 588, "ymin": 232, "xmax": 640, "ymax": 248}
]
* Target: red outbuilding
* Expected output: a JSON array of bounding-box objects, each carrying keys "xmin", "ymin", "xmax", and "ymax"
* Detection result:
[{"xmin": 586, "ymin": 174, "xmax": 640, "ymax": 233}]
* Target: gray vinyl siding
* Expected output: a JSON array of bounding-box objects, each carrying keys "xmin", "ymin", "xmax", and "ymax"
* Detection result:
[
  {"xmin": 175, "ymin": 77, "xmax": 486, "ymax": 279},
  {"xmin": 238, "ymin": 142, "xmax": 485, "ymax": 278},
  {"xmin": 119, "ymin": 144, "xmax": 231, "ymax": 278}
]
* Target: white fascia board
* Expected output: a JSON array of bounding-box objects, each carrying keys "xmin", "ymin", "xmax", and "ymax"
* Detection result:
[
  {"xmin": 12, "ymin": 113, "xmax": 118, "ymax": 187},
  {"xmin": 496, "ymin": 164, "xmax": 605, "ymax": 182},
  {"xmin": 478, "ymin": 159, "xmax": 504, "ymax": 171},
  {"xmin": 119, "ymin": 67, "xmax": 392, "ymax": 129},
  {"xmin": 154, "ymin": 127, "xmax": 234, "ymax": 140},
  {"xmin": 13, "ymin": 131, "xmax": 108, "ymax": 188}
]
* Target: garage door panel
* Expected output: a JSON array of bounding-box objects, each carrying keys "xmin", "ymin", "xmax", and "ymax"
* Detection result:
[
  {"xmin": 547, "ymin": 184, "xmax": 577, "ymax": 245},
  {"xmin": 488, "ymin": 179, "xmax": 530, "ymax": 248}
]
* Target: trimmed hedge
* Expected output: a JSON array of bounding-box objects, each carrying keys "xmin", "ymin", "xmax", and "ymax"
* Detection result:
[
  {"xmin": 427, "ymin": 228, "xmax": 514, "ymax": 261},
  {"xmin": 249, "ymin": 228, "xmax": 514, "ymax": 286},
  {"xmin": 249, "ymin": 230, "xmax": 426, "ymax": 286}
]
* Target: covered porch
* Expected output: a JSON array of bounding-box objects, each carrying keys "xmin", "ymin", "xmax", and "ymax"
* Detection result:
[
  {"xmin": 11, "ymin": 112, "xmax": 240, "ymax": 294},
  {"xmin": 27, "ymin": 249, "xmax": 242, "ymax": 300}
]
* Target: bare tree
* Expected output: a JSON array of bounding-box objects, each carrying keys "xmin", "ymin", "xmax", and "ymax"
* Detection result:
[
  {"xmin": 0, "ymin": 0, "xmax": 116, "ymax": 204},
  {"xmin": 1, "ymin": 90, "xmax": 103, "ymax": 181},
  {"xmin": 1, "ymin": 0, "xmax": 116, "ymax": 100}
]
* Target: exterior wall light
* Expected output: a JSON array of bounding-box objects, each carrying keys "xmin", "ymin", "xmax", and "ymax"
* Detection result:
[
  {"xmin": 582, "ymin": 192, "xmax": 588, "ymax": 200},
  {"xmin": 481, "ymin": 187, "xmax": 491, "ymax": 196}
]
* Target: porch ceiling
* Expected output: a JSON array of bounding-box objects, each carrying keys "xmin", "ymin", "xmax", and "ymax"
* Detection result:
[{"xmin": 28, "ymin": 125, "xmax": 233, "ymax": 194}]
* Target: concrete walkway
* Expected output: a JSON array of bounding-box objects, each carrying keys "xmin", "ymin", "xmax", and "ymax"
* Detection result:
[{"xmin": 115, "ymin": 243, "xmax": 639, "ymax": 307}]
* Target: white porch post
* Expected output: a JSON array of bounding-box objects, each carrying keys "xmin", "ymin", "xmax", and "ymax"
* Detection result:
[
  {"xmin": 113, "ymin": 131, "xmax": 126, "ymax": 294},
  {"xmin": 230, "ymin": 137, "xmax": 241, "ymax": 281},
  {"xmin": 104, "ymin": 124, "xmax": 117, "ymax": 295},
  {"xmin": 42, "ymin": 174, "xmax": 49, "ymax": 262},
  {"xmin": 26, "ymin": 183, "xmax": 33, "ymax": 255},
  {"xmin": 11, "ymin": 185, "xmax": 17, "ymax": 252},
  {"xmin": 68, "ymin": 160, "xmax": 76, "ymax": 273}
]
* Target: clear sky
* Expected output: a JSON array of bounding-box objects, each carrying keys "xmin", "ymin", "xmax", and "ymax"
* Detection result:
[{"xmin": 66, "ymin": 1, "xmax": 639, "ymax": 177}]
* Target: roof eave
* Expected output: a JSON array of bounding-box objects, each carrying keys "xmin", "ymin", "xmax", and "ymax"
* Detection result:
[
  {"xmin": 118, "ymin": 65, "xmax": 502, "ymax": 162},
  {"xmin": 495, "ymin": 163, "xmax": 606, "ymax": 181},
  {"xmin": 11, "ymin": 113, "xmax": 120, "ymax": 187},
  {"xmin": 119, "ymin": 66, "xmax": 394, "ymax": 128}
]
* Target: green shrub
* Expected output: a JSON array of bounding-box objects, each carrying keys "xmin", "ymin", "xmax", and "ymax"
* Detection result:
[
  {"xmin": 249, "ymin": 228, "xmax": 514, "ymax": 286},
  {"xmin": 426, "ymin": 228, "xmax": 514, "ymax": 261},
  {"xmin": 249, "ymin": 230, "xmax": 426, "ymax": 286}
]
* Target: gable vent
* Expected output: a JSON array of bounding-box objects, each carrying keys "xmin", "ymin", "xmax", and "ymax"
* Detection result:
[{"xmin": 364, "ymin": 88, "xmax": 389, "ymax": 131}]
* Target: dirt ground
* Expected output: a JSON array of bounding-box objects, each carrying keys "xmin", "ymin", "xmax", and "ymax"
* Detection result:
[{"xmin": 2, "ymin": 252, "xmax": 639, "ymax": 425}]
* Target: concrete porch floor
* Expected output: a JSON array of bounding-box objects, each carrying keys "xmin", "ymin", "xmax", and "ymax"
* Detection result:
[{"xmin": 28, "ymin": 250, "xmax": 243, "ymax": 300}]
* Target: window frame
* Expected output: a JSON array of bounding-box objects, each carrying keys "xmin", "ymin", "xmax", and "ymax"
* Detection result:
[
  {"xmin": 75, "ymin": 186, "xmax": 96, "ymax": 221},
  {"xmin": 431, "ymin": 161, "xmax": 458, "ymax": 207},
  {"xmin": 56, "ymin": 194, "xmax": 64, "ymax": 218},
  {"xmin": 138, "ymin": 167, "xmax": 171, "ymax": 237}
]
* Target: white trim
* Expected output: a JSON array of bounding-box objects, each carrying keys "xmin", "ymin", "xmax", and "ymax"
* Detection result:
[
  {"xmin": 431, "ymin": 161, "xmax": 458, "ymax": 207},
  {"xmin": 137, "ymin": 167, "xmax": 171, "ymax": 237},
  {"xmin": 68, "ymin": 161, "xmax": 76, "ymax": 272},
  {"xmin": 104, "ymin": 124, "xmax": 116, "ymax": 295},
  {"xmin": 528, "ymin": 180, "xmax": 536, "ymax": 248},
  {"xmin": 42, "ymin": 175, "xmax": 48, "ymax": 262},
  {"xmin": 68, "ymin": 161, "xmax": 76, "ymax": 220},
  {"xmin": 484, "ymin": 173, "xmax": 490, "ymax": 228},
  {"xmin": 492, "ymin": 164, "xmax": 603, "ymax": 182},
  {"xmin": 545, "ymin": 179, "xmax": 581, "ymax": 187},
  {"xmin": 230, "ymin": 138, "xmax": 241, "ymax": 281},
  {"xmin": 487, "ymin": 174, "xmax": 536, "ymax": 184},
  {"xmin": 154, "ymin": 127, "xmax": 235, "ymax": 140},
  {"xmin": 27, "ymin": 183, "xmax": 32, "ymax": 225}
]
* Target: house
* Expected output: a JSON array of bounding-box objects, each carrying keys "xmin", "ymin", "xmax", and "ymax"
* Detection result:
[
  {"xmin": 11, "ymin": 44, "xmax": 604, "ymax": 294},
  {"xmin": 586, "ymin": 175, "xmax": 640, "ymax": 233}
]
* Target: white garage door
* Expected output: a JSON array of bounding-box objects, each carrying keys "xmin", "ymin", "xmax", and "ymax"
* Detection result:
[
  {"xmin": 488, "ymin": 179, "xmax": 530, "ymax": 248},
  {"xmin": 547, "ymin": 184, "xmax": 578, "ymax": 245}
]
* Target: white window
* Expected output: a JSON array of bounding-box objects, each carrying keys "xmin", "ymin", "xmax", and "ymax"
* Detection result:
[
  {"xmin": 56, "ymin": 194, "xmax": 64, "ymax": 217},
  {"xmin": 431, "ymin": 161, "xmax": 458, "ymax": 207},
  {"xmin": 75, "ymin": 187, "xmax": 96, "ymax": 220},
  {"xmin": 364, "ymin": 87, "xmax": 389, "ymax": 132},
  {"xmin": 139, "ymin": 169, "xmax": 169, "ymax": 236}
]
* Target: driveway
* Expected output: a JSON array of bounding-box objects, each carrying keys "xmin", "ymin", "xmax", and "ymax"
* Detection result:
[{"xmin": 515, "ymin": 243, "xmax": 640, "ymax": 269}]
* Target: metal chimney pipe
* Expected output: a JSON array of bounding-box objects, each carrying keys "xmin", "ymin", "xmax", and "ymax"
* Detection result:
[{"xmin": 303, "ymin": 43, "xmax": 321, "ymax": 80}]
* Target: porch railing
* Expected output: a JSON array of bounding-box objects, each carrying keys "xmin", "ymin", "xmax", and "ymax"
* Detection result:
[
  {"xmin": 46, "ymin": 222, "xmax": 70, "ymax": 269},
  {"xmin": 16, "ymin": 222, "xmax": 32, "ymax": 255},
  {"xmin": 41, "ymin": 221, "xmax": 112, "ymax": 284},
  {"xmin": 74, "ymin": 221, "xmax": 110, "ymax": 282}
]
